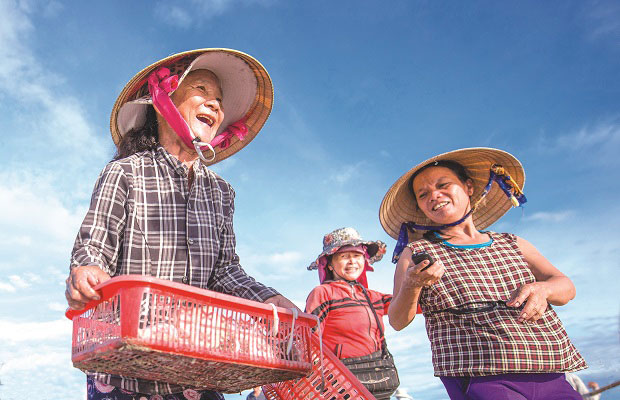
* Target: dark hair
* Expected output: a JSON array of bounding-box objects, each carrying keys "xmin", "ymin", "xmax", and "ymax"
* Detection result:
[
  {"xmin": 323, "ymin": 255, "xmax": 335, "ymax": 281},
  {"xmin": 410, "ymin": 160, "xmax": 473, "ymax": 243},
  {"xmin": 113, "ymin": 105, "xmax": 160, "ymax": 160}
]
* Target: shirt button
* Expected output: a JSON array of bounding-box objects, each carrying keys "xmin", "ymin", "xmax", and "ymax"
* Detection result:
[
  {"xmin": 182, "ymin": 276, "xmax": 189, "ymax": 284},
  {"xmin": 188, "ymin": 238, "xmax": 194, "ymax": 245},
  {"xmin": 187, "ymin": 203, "xmax": 192, "ymax": 210}
]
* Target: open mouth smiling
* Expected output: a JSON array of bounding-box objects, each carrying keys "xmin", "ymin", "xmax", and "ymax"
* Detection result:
[{"xmin": 196, "ymin": 114, "xmax": 215, "ymax": 127}]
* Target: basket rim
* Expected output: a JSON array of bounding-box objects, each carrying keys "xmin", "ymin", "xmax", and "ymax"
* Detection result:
[{"xmin": 65, "ymin": 275, "xmax": 316, "ymax": 325}]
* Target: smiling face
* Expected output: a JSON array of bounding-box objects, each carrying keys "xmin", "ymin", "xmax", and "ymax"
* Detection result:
[
  {"xmin": 412, "ymin": 166, "xmax": 475, "ymax": 225},
  {"xmin": 170, "ymin": 69, "xmax": 225, "ymax": 144},
  {"xmin": 328, "ymin": 247, "xmax": 366, "ymax": 282}
]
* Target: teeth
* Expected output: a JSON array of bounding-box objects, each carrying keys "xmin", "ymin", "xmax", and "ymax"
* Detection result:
[
  {"xmin": 433, "ymin": 201, "xmax": 449, "ymax": 211},
  {"xmin": 197, "ymin": 115, "xmax": 214, "ymax": 126}
]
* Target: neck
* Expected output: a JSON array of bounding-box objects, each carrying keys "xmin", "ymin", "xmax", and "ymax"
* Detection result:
[
  {"xmin": 438, "ymin": 217, "xmax": 487, "ymax": 243},
  {"xmin": 158, "ymin": 123, "xmax": 198, "ymax": 169}
]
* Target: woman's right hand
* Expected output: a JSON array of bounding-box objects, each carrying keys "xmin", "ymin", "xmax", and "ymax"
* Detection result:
[
  {"xmin": 401, "ymin": 257, "xmax": 445, "ymax": 290},
  {"xmin": 65, "ymin": 265, "xmax": 111, "ymax": 310}
]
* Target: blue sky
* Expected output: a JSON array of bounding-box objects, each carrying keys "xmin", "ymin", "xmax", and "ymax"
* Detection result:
[{"xmin": 0, "ymin": 0, "xmax": 619, "ymax": 399}]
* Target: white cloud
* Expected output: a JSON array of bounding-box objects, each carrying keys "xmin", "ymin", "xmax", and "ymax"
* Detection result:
[
  {"xmin": 0, "ymin": 281, "xmax": 16, "ymax": 292},
  {"xmin": 154, "ymin": 0, "xmax": 276, "ymax": 27},
  {"xmin": 584, "ymin": 0, "xmax": 620, "ymax": 43},
  {"xmin": 555, "ymin": 119, "xmax": 620, "ymax": 149},
  {"xmin": 0, "ymin": 0, "xmax": 106, "ymax": 165},
  {"xmin": 0, "ymin": 318, "xmax": 71, "ymax": 342},
  {"xmin": 0, "ymin": 172, "xmax": 86, "ymax": 254},
  {"xmin": 242, "ymin": 250, "xmax": 305, "ymax": 279},
  {"xmin": 538, "ymin": 118, "xmax": 620, "ymax": 166},
  {"xmin": 524, "ymin": 210, "xmax": 576, "ymax": 223},
  {"xmin": 8, "ymin": 275, "xmax": 30, "ymax": 289},
  {"xmin": 327, "ymin": 162, "xmax": 365, "ymax": 184},
  {"xmin": 48, "ymin": 301, "xmax": 68, "ymax": 312},
  {"xmin": 154, "ymin": 4, "xmax": 192, "ymax": 27}
]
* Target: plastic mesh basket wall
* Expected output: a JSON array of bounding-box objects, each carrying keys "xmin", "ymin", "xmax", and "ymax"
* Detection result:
[
  {"xmin": 66, "ymin": 276, "xmax": 315, "ymax": 393},
  {"xmin": 262, "ymin": 335, "xmax": 374, "ymax": 400}
]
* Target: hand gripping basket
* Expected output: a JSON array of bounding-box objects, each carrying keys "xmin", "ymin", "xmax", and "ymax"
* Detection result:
[
  {"xmin": 65, "ymin": 275, "xmax": 316, "ymax": 393},
  {"xmin": 262, "ymin": 334, "xmax": 375, "ymax": 400}
]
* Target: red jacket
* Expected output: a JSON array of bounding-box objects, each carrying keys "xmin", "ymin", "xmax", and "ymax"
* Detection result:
[{"xmin": 305, "ymin": 280, "xmax": 391, "ymax": 359}]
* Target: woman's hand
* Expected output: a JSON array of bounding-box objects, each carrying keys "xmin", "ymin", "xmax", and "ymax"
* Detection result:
[
  {"xmin": 506, "ymin": 282, "xmax": 550, "ymax": 323},
  {"xmin": 264, "ymin": 294, "xmax": 302, "ymax": 313},
  {"xmin": 389, "ymin": 247, "xmax": 445, "ymax": 330},
  {"xmin": 516, "ymin": 236, "xmax": 576, "ymax": 307},
  {"xmin": 65, "ymin": 265, "xmax": 111, "ymax": 310},
  {"xmin": 401, "ymin": 257, "xmax": 445, "ymax": 290}
]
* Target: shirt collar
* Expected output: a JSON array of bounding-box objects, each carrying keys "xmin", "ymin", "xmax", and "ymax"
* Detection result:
[{"xmin": 155, "ymin": 145, "xmax": 208, "ymax": 176}]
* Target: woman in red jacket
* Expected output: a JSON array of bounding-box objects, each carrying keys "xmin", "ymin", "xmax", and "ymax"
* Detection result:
[{"xmin": 305, "ymin": 227, "xmax": 398, "ymax": 399}]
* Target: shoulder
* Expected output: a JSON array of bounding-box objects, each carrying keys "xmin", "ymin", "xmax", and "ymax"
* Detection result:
[
  {"xmin": 407, "ymin": 237, "xmax": 436, "ymax": 252},
  {"xmin": 305, "ymin": 283, "xmax": 339, "ymax": 314},
  {"xmin": 307, "ymin": 283, "xmax": 334, "ymax": 298},
  {"xmin": 105, "ymin": 150, "xmax": 154, "ymax": 173},
  {"xmin": 366, "ymin": 287, "xmax": 391, "ymax": 301},
  {"xmin": 485, "ymin": 230, "xmax": 515, "ymax": 240},
  {"xmin": 205, "ymin": 168, "xmax": 235, "ymax": 195},
  {"xmin": 306, "ymin": 282, "xmax": 344, "ymax": 303}
]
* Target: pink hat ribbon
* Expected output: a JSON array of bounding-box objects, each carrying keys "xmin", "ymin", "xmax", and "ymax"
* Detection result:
[{"xmin": 147, "ymin": 67, "xmax": 249, "ymax": 156}]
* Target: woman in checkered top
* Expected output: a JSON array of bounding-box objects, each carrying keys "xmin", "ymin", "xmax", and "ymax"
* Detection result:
[
  {"xmin": 380, "ymin": 148, "xmax": 587, "ymax": 400},
  {"xmin": 65, "ymin": 49, "xmax": 298, "ymax": 400}
]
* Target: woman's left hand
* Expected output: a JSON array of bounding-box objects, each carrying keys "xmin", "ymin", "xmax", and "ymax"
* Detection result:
[
  {"xmin": 264, "ymin": 294, "xmax": 302, "ymax": 312},
  {"xmin": 506, "ymin": 282, "xmax": 550, "ymax": 323}
]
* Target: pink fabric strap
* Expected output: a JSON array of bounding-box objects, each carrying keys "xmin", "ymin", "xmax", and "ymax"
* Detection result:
[{"xmin": 147, "ymin": 67, "xmax": 249, "ymax": 153}]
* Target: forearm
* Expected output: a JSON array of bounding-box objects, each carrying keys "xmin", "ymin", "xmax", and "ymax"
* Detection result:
[
  {"xmin": 535, "ymin": 275, "xmax": 576, "ymax": 306},
  {"xmin": 210, "ymin": 258, "xmax": 279, "ymax": 302},
  {"xmin": 388, "ymin": 285, "xmax": 422, "ymax": 330}
]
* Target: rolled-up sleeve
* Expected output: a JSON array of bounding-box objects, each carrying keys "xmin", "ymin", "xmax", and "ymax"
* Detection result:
[{"xmin": 70, "ymin": 163, "xmax": 128, "ymax": 276}]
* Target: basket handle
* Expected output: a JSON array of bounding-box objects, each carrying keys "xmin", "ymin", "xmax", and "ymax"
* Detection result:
[{"xmin": 64, "ymin": 279, "xmax": 117, "ymax": 320}]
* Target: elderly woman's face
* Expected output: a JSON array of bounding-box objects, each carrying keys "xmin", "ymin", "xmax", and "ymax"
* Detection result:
[
  {"xmin": 412, "ymin": 166, "xmax": 474, "ymax": 225},
  {"xmin": 171, "ymin": 69, "xmax": 225, "ymax": 143}
]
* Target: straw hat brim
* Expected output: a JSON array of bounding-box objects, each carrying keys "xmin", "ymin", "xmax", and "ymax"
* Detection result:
[
  {"xmin": 110, "ymin": 48, "xmax": 273, "ymax": 166},
  {"xmin": 379, "ymin": 147, "xmax": 525, "ymax": 240}
]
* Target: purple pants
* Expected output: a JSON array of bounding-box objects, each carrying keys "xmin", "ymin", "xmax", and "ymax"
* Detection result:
[{"xmin": 440, "ymin": 373, "xmax": 582, "ymax": 400}]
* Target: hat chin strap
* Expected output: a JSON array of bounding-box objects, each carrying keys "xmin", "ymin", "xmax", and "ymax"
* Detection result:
[{"xmin": 148, "ymin": 67, "xmax": 250, "ymax": 164}]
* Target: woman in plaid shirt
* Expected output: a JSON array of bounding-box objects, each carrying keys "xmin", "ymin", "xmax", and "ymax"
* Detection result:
[
  {"xmin": 65, "ymin": 49, "xmax": 297, "ymax": 400},
  {"xmin": 380, "ymin": 148, "xmax": 586, "ymax": 400}
]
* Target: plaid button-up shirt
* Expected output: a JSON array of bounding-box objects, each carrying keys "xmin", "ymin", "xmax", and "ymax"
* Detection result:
[{"xmin": 71, "ymin": 146, "xmax": 279, "ymax": 394}]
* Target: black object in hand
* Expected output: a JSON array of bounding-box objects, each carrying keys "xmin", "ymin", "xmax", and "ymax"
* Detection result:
[{"xmin": 411, "ymin": 252, "xmax": 435, "ymax": 271}]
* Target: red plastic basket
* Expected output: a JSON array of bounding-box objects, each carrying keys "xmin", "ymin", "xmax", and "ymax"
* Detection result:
[
  {"xmin": 66, "ymin": 275, "xmax": 316, "ymax": 393},
  {"xmin": 262, "ymin": 334, "xmax": 375, "ymax": 400}
]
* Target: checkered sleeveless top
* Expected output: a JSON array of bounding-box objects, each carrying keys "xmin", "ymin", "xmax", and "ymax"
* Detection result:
[{"xmin": 408, "ymin": 232, "xmax": 587, "ymax": 376}]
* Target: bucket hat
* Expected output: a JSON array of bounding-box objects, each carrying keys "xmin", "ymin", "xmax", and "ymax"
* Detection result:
[
  {"xmin": 110, "ymin": 48, "xmax": 273, "ymax": 165},
  {"xmin": 307, "ymin": 227, "xmax": 386, "ymax": 287},
  {"xmin": 379, "ymin": 148, "xmax": 526, "ymax": 245}
]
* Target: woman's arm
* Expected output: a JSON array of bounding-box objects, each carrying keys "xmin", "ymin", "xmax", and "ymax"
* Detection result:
[
  {"xmin": 388, "ymin": 246, "xmax": 444, "ymax": 330},
  {"xmin": 66, "ymin": 162, "xmax": 128, "ymax": 309},
  {"xmin": 505, "ymin": 236, "xmax": 577, "ymax": 323}
]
